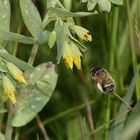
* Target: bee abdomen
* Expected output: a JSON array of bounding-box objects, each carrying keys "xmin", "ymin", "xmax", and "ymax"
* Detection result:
[{"xmin": 102, "ymin": 83, "xmax": 115, "ymax": 93}]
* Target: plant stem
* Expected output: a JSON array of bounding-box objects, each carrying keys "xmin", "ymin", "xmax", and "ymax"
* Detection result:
[
  {"xmin": 28, "ymin": 42, "xmax": 39, "ymax": 65},
  {"xmin": 36, "ymin": 115, "xmax": 49, "ymax": 140},
  {"xmin": 94, "ymin": 110, "xmax": 130, "ymax": 134},
  {"xmin": 125, "ymin": 0, "xmax": 140, "ymax": 100},
  {"xmin": 5, "ymin": 102, "xmax": 14, "ymax": 140},
  {"xmin": 0, "ymin": 114, "xmax": 4, "ymax": 132},
  {"xmin": 105, "ymin": 7, "xmax": 119, "ymax": 140},
  {"xmin": 113, "ymin": 92, "xmax": 132, "ymax": 111},
  {"xmin": 12, "ymin": 19, "xmax": 23, "ymax": 56},
  {"xmin": 14, "ymin": 129, "xmax": 20, "ymax": 140}
]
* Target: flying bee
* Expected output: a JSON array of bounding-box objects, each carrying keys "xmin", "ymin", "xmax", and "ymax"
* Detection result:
[
  {"xmin": 90, "ymin": 67, "xmax": 115, "ymax": 93},
  {"xmin": 90, "ymin": 67, "xmax": 132, "ymax": 111}
]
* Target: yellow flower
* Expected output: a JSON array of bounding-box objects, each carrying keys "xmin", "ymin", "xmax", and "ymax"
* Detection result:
[
  {"xmin": 73, "ymin": 56, "xmax": 81, "ymax": 70},
  {"xmin": 63, "ymin": 41, "xmax": 82, "ymax": 69},
  {"xmin": 64, "ymin": 55, "xmax": 73, "ymax": 69},
  {"xmin": 73, "ymin": 25, "xmax": 92, "ymax": 42},
  {"xmin": 2, "ymin": 75, "xmax": 16, "ymax": 104},
  {"xmin": 63, "ymin": 41, "xmax": 73, "ymax": 69},
  {"xmin": 16, "ymin": 74, "xmax": 27, "ymax": 84},
  {"xmin": 6, "ymin": 62, "xmax": 27, "ymax": 84}
]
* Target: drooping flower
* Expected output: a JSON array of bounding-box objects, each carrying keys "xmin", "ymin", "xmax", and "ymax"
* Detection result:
[
  {"xmin": 72, "ymin": 25, "xmax": 92, "ymax": 42},
  {"xmin": 70, "ymin": 42, "xmax": 82, "ymax": 69},
  {"xmin": 6, "ymin": 62, "xmax": 27, "ymax": 84},
  {"xmin": 2, "ymin": 75, "xmax": 16, "ymax": 104},
  {"xmin": 63, "ymin": 41, "xmax": 73, "ymax": 69},
  {"xmin": 63, "ymin": 40, "xmax": 82, "ymax": 69}
]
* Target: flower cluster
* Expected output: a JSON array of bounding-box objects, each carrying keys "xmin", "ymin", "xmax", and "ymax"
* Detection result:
[
  {"xmin": 48, "ymin": 17, "xmax": 92, "ymax": 70},
  {"xmin": 1, "ymin": 61, "xmax": 27, "ymax": 104}
]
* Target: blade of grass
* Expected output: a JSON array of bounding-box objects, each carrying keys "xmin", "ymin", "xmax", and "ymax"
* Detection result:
[
  {"xmin": 112, "ymin": 64, "xmax": 140, "ymax": 140},
  {"xmin": 125, "ymin": 0, "xmax": 140, "ymax": 100},
  {"xmin": 105, "ymin": 7, "xmax": 119, "ymax": 140}
]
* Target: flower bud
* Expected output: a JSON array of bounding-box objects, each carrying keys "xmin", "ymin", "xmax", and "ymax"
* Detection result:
[
  {"xmin": 73, "ymin": 25, "xmax": 92, "ymax": 42},
  {"xmin": 48, "ymin": 31, "xmax": 57, "ymax": 49},
  {"xmin": 2, "ymin": 75, "xmax": 16, "ymax": 104},
  {"xmin": 6, "ymin": 62, "xmax": 27, "ymax": 84}
]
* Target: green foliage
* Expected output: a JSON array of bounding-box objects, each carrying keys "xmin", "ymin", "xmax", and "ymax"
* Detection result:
[
  {"xmin": 12, "ymin": 62, "xmax": 58, "ymax": 127},
  {"xmin": 120, "ymin": 101, "xmax": 140, "ymax": 140},
  {"xmin": 0, "ymin": 0, "xmax": 10, "ymax": 31},
  {"xmin": 20, "ymin": 0, "xmax": 42, "ymax": 40},
  {"xmin": 0, "ymin": 0, "xmax": 140, "ymax": 140},
  {"xmin": 112, "ymin": 64, "xmax": 140, "ymax": 140}
]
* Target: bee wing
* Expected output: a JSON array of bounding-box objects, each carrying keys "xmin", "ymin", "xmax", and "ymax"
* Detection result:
[{"xmin": 108, "ymin": 69, "xmax": 128, "ymax": 77}]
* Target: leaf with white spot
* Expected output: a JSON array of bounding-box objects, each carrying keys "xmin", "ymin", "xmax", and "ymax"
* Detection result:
[
  {"xmin": 20, "ymin": 0, "xmax": 43, "ymax": 40},
  {"xmin": 0, "ymin": 0, "xmax": 10, "ymax": 31},
  {"xmin": 11, "ymin": 62, "xmax": 58, "ymax": 127}
]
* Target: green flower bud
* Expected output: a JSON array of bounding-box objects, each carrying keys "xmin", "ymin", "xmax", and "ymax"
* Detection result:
[
  {"xmin": 48, "ymin": 31, "xmax": 57, "ymax": 49},
  {"xmin": 6, "ymin": 62, "xmax": 27, "ymax": 84}
]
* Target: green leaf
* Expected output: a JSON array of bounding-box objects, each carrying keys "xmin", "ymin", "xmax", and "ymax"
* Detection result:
[
  {"xmin": 0, "ymin": 0, "xmax": 10, "ymax": 31},
  {"xmin": 120, "ymin": 101, "xmax": 140, "ymax": 140},
  {"xmin": 48, "ymin": 7, "xmax": 97, "ymax": 18},
  {"xmin": 0, "ymin": 48, "xmax": 33, "ymax": 71},
  {"xmin": 111, "ymin": 0, "xmax": 123, "ymax": 5},
  {"xmin": 112, "ymin": 64, "xmax": 140, "ymax": 140},
  {"xmin": 0, "ymin": 61, "xmax": 8, "ymax": 72},
  {"xmin": 0, "ymin": 132, "xmax": 4, "ymax": 140},
  {"xmin": 87, "ymin": 0, "xmax": 98, "ymax": 11},
  {"xmin": 11, "ymin": 62, "xmax": 58, "ymax": 127},
  {"xmin": 55, "ymin": 21, "xmax": 67, "ymax": 63},
  {"xmin": 0, "ymin": 29, "xmax": 34, "ymax": 44},
  {"xmin": 20, "ymin": 0, "xmax": 43, "ymax": 40},
  {"xmin": 98, "ymin": 0, "xmax": 111, "ymax": 12}
]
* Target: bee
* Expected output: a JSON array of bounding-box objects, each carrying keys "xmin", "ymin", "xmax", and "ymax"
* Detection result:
[
  {"xmin": 90, "ymin": 67, "xmax": 115, "ymax": 94},
  {"xmin": 90, "ymin": 67, "xmax": 132, "ymax": 111}
]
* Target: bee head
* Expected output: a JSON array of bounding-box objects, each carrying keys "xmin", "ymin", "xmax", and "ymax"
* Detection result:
[{"xmin": 90, "ymin": 67, "xmax": 107, "ymax": 79}]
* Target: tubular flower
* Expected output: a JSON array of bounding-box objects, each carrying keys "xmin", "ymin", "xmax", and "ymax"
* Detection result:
[
  {"xmin": 2, "ymin": 75, "xmax": 16, "ymax": 104},
  {"xmin": 73, "ymin": 56, "xmax": 81, "ymax": 70},
  {"xmin": 63, "ymin": 41, "xmax": 82, "ymax": 69},
  {"xmin": 73, "ymin": 25, "xmax": 92, "ymax": 42},
  {"xmin": 6, "ymin": 62, "xmax": 27, "ymax": 84},
  {"xmin": 63, "ymin": 41, "xmax": 73, "ymax": 69}
]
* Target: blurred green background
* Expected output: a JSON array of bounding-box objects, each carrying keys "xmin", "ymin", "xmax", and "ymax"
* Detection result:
[{"xmin": 5, "ymin": 0, "xmax": 140, "ymax": 140}]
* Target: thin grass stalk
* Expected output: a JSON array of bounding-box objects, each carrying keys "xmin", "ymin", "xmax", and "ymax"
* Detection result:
[
  {"xmin": 105, "ymin": 7, "xmax": 119, "ymax": 140},
  {"xmin": 125, "ymin": 0, "xmax": 140, "ymax": 100}
]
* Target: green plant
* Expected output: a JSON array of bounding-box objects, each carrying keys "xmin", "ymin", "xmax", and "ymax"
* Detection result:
[{"xmin": 0, "ymin": 0, "xmax": 140, "ymax": 140}]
